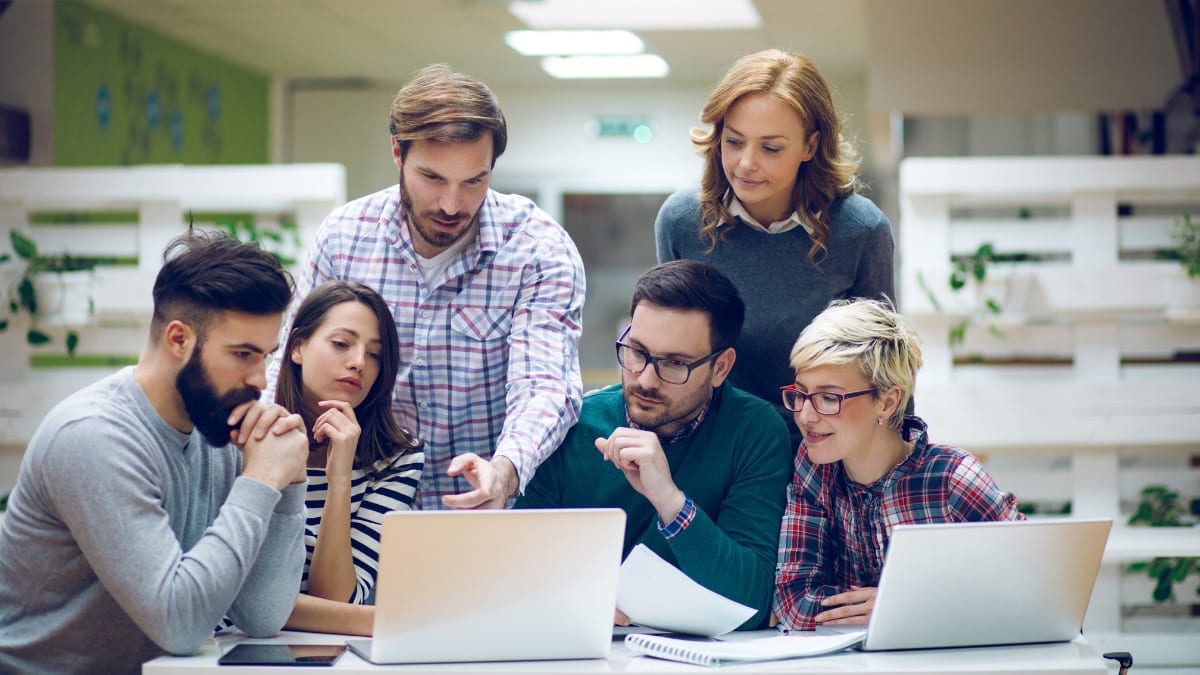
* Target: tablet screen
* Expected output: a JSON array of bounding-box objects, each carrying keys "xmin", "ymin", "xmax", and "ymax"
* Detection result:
[{"xmin": 218, "ymin": 643, "xmax": 347, "ymax": 666}]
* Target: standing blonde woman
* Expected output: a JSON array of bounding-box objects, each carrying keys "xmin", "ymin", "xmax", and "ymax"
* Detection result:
[{"xmin": 656, "ymin": 49, "xmax": 895, "ymax": 447}]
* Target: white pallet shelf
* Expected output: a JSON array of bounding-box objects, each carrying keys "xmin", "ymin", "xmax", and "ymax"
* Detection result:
[
  {"xmin": 0, "ymin": 163, "xmax": 346, "ymax": 446},
  {"xmin": 899, "ymin": 156, "xmax": 1200, "ymax": 667}
]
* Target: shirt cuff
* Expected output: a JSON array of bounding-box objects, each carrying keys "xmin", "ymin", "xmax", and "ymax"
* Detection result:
[{"xmin": 657, "ymin": 494, "xmax": 696, "ymax": 540}]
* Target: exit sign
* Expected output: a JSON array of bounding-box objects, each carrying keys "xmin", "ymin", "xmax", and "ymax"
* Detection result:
[{"xmin": 588, "ymin": 116, "xmax": 653, "ymax": 143}]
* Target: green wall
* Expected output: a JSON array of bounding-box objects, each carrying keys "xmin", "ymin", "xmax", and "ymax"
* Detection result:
[{"xmin": 53, "ymin": 0, "xmax": 268, "ymax": 165}]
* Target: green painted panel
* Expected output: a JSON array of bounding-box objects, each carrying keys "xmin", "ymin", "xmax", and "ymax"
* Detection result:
[
  {"xmin": 31, "ymin": 354, "xmax": 139, "ymax": 369},
  {"xmin": 54, "ymin": 1, "xmax": 268, "ymax": 166}
]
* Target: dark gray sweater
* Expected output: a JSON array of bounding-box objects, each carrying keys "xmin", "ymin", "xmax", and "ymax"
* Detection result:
[
  {"xmin": 655, "ymin": 188, "xmax": 895, "ymax": 446},
  {"xmin": 0, "ymin": 368, "xmax": 306, "ymax": 675}
]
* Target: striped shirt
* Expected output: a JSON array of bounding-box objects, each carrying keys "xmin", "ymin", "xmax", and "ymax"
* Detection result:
[
  {"xmin": 301, "ymin": 452, "xmax": 424, "ymax": 603},
  {"xmin": 268, "ymin": 184, "xmax": 585, "ymax": 509},
  {"xmin": 773, "ymin": 416, "xmax": 1023, "ymax": 631}
]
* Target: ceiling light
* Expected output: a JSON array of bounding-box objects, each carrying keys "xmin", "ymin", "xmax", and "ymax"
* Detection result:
[
  {"xmin": 540, "ymin": 54, "xmax": 669, "ymax": 79},
  {"xmin": 505, "ymin": 30, "xmax": 644, "ymax": 56},
  {"xmin": 509, "ymin": 0, "xmax": 761, "ymax": 30}
]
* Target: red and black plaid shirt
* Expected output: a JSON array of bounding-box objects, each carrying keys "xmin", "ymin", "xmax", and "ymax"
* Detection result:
[{"xmin": 773, "ymin": 416, "xmax": 1023, "ymax": 631}]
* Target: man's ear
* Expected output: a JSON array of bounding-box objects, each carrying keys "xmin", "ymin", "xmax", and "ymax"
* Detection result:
[
  {"xmin": 391, "ymin": 136, "xmax": 404, "ymax": 174},
  {"xmin": 163, "ymin": 320, "xmax": 195, "ymax": 361},
  {"xmin": 710, "ymin": 348, "xmax": 737, "ymax": 388}
]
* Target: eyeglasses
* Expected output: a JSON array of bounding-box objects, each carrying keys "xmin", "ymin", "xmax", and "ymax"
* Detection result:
[
  {"xmin": 779, "ymin": 385, "xmax": 876, "ymax": 415},
  {"xmin": 614, "ymin": 325, "xmax": 724, "ymax": 385}
]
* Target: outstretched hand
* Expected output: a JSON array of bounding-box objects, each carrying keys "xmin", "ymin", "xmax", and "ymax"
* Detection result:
[{"xmin": 441, "ymin": 453, "xmax": 518, "ymax": 509}]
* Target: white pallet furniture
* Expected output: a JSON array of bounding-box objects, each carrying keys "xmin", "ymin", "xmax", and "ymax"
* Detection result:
[
  {"xmin": 899, "ymin": 156, "xmax": 1200, "ymax": 666},
  {"xmin": 0, "ymin": 163, "xmax": 345, "ymax": 446}
]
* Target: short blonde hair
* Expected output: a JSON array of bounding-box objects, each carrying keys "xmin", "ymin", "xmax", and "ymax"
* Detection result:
[{"xmin": 789, "ymin": 298, "xmax": 921, "ymax": 431}]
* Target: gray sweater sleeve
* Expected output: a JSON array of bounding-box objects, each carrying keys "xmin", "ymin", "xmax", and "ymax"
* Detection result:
[{"xmin": 43, "ymin": 418, "xmax": 303, "ymax": 654}]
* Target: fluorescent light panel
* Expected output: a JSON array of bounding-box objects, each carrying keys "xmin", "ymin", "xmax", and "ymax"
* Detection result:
[
  {"xmin": 505, "ymin": 30, "xmax": 644, "ymax": 56},
  {"xmin": 541, "ymin": 54, "xmax": 669, "ymax": 79},
  {"xmin": 509, "ymin": 0, "xmax": 761, "ymax": 30}
]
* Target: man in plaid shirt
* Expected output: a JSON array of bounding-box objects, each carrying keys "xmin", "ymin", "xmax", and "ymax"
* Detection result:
[
  {"xmin": 773, "ymin": 299, "xmax": 1021, "ymax": 631},
  {"xmin": 268, "ymin": 64, "xmax": 584, "ymax": 510}
]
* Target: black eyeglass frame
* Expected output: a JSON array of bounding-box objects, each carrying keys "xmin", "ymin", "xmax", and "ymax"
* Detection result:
[
  {"xmin": 779, "ymin": 385, "xmax": 877, "ymax": 415},
  {"xmin": 614, "ymin": 325, "xmax": 725, "ymax": 385}
]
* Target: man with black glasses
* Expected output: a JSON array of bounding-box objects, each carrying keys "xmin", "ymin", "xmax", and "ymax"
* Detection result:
[{"xmin": 516, "ymin": 260, "xmax": 791, "ymax": 631}]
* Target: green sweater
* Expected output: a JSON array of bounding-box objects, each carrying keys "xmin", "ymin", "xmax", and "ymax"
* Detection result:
[{"xmin": 516, "ymin": 384, "xmax": 791, "ymax": 629}]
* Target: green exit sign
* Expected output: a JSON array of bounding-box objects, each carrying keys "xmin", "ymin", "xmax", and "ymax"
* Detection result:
[{"xmin": 589, "ymin": 116, "xmax": 653, "ymax": 143}]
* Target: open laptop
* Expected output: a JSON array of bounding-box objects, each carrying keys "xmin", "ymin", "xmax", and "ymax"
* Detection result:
[
  {"xmin": 347, "ymin": 508, "xmax": 626, "ymax": 664},
  {"xmin": 858, "ymin": 517, "xmax": 1112, "ymax": 651}
]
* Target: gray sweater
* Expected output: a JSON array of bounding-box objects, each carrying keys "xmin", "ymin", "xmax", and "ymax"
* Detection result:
[
  {"xmin": 655, "ymin": 189, "xmax": 895, "ymax": 447},
  {"xmin": 0, "ymin": 367, "xmax": 306, "ymax": 675}
]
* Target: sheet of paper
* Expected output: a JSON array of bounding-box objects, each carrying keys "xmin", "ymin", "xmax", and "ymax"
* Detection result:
[{"xmin": 616, "ymin": 544, "xmax": 757, "ymax": 637}]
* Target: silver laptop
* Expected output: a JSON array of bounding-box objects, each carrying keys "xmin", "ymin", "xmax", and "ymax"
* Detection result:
[
  {"xmin": 861, "ymin": 517, "xmax": 1111, "ymax": 651},
  {"xmin": 347, "ymin": 508, "xmax": 626, "ymax": 664}
]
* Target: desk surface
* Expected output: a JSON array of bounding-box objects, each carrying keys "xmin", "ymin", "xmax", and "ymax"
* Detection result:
[{"xmin": 143, "ymin": 630, "xmax": 1109, "ymax": 675}]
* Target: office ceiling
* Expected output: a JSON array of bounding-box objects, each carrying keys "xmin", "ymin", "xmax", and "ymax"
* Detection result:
[{"xmin": 78, "ymin": 0, "xmax": 870, "ymax": 88}]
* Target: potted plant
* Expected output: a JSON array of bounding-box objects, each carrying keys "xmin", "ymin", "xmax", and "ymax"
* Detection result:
[
  {"xmin": 916, "ymin": 242, "xmax": 1033, "ymax": 348},
  {"xmin": 1123, "ymin": 486, "xmax": 1200, "ymax": 610},
  {"xmin": 1164, "ymin": 213, "xmax": 1200, "ymax": 314},
  {"xmin": 1, "ymin": 230, "xmax": 98, "ymax": 356}
]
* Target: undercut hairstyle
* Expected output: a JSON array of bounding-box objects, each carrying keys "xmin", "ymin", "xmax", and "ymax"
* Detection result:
[
  {"xmin": 151, "ymin": 229, "xmax": 293, "ymax": 341},
  {"xmin": 789, "ymin": 298, "xmax": 921, "ymax": 431},
  {"xmin": 274, "ymin": 281, "xmax": 422, "ymax": 473},
  {"xmin": 693, "ymin": 48, "xmax": 861, "ymax": 262},
  {"xmin": 630, "ymin": 260, "xmax": 745, "ymax": 352},
  {"xmin": 388, "ymin": 63, "xmax": 507, "ymax": 166}
]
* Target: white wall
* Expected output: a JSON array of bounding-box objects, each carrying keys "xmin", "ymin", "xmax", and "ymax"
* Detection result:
[{"xmin": 0, "ymin": 0, "xmax": 54, "ymax": 165}]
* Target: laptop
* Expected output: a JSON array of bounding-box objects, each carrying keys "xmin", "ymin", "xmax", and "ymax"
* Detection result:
[
  {"xmin": 860, "ymin": 517, "xmax": 1112, "ymax": 651},
  {"xmin": 347, "ymin": 508, "xmax": 626, "ymax": 664}
]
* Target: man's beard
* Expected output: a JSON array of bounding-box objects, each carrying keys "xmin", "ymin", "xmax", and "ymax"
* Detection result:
[
  {"xmin": 399, "ymin": 180, "xmax": 477, "ymax": 251},
  {"xmin": 176, "ymin": 348, "xmax": 261, "ymax": 447}
]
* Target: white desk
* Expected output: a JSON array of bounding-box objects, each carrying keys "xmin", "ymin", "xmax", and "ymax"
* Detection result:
[{"xmin": 144, "ymin": 630, "xmax": 1109, "ymax": 674}]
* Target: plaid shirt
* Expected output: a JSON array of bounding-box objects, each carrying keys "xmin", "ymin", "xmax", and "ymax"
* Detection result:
[
  {"xmin": 268, "ymin": 184, "xmax": 585, "ymax": 509},
  {"xmin": 773, "ymin": 416, "xmax": 1023, "ymax": 631}
]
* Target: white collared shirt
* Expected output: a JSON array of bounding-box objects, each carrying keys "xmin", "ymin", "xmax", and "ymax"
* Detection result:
[{"xmin": 727, "ymin": 194, "xmax": 816, "ymax": 235}]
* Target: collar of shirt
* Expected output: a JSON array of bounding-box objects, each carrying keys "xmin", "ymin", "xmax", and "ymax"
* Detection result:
[
  {"xmin": 625, "ymin": 387, "xmax": 717, "ymax": 444},
  {"xmin": 387, "ymin": 185, "xmax": 502, "ymax": 266},
  {"xmin": 726, "ymin": 193, "xmax": 814, "ymax": 236}
]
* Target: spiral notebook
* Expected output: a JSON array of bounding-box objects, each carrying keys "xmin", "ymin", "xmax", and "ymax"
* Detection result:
[{"xmin": 625, "ymin": 631, "xmax": 865, "ymax": 666}]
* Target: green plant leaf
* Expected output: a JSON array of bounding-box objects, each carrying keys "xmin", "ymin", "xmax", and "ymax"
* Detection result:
[
  {"xmin": 1152, "ymin": 568, "xmax": 1174, "ymax": 603},
  {"xmin": 1125, "ymin": 561, "xmax": 1149, "ymax": 573},
  {"xmin": 985, "ymin": 298, "xmax": 1002, "ymax": 314},
  {"xmin": 949, "ymin": 321, "xmax": 967, "ymax": 347},
  {"xmin": 0, "ymin": 318, "xmax": 7, "ymax": 331},
  {"xmin": 916, "ymin": 271, "xmax": 944, "ymax": 313},
  {"xmin": 27, "ymin": 328, "xmax": 50, "ymax": 345},
  {"xmin": 17, "ymin": 278, "xmax": 35, "ymax": 314},
  {"xmin": 10, "ymin": 230, "xmax": 37, "ymax": 261},
  {"xmin": 949, "ymin": 269, "xmax": 967, "ymax": 291},
  {"xmin": 66, "ymin": 331, "xmax": 79, "ymax": 357}
]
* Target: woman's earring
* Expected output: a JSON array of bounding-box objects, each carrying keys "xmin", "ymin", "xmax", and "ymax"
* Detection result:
[{"xmin": 876, "ymin": 417, "xmax": 883, "ymax": 427}]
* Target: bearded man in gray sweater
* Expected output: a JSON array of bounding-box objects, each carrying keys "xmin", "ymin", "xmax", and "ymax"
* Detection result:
[{"xmin": 0, "ymin": 230, "xmax": 310, "ymax": 674}]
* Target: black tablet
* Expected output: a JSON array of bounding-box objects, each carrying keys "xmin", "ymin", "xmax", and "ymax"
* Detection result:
[{"xmin": 217, "ymin": 643, "xmax": 347, "ymax": 667}]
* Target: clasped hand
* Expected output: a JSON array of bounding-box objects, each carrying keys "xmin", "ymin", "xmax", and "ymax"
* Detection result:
[{"xmin": 229, "ymin": 400, "xmax": 309, "ymax": 490}]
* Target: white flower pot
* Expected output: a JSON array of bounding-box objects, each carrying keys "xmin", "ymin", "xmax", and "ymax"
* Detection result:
[
  {"xmin": 31, "ymin": 270, "xmax": 95, "ymax": 325},
  {"xmin": 1163, "ymin": 269, "xmax": 1200, "ymax": 316}
]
